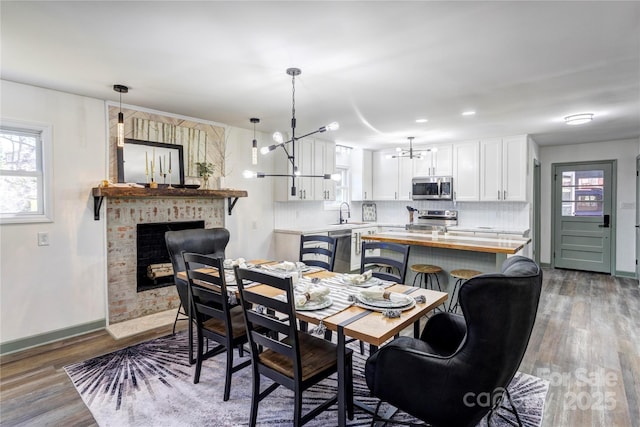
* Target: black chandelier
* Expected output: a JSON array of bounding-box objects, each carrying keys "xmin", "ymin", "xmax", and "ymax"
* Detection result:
[
  {"xmin": 243, "ymin": 67, "xmax": 340, "ymax": 196},
  {"xmin": 386, "ymin": 136, "xmax": 436, "ymax": 160}
]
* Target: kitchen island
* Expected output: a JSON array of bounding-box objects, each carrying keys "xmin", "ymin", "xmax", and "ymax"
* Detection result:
[{"xmin": 362, "ymin": 230, "xmax": 531, "ymax": 289}]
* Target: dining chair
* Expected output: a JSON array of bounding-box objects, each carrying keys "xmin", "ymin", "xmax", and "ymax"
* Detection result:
[
  {"xmin": 364, "ymin": 256, "xmax": 543, "ymax": 426},
  {"xmin": 183, "ymin": 252, "xmax": 251, "ymax": 401},
  {"xmin": 360, "ymin": 241, "xmax": 410, "ymax": 283},
  {"xmin": 165, "ymin": 227, "xmax": 230, "ymax": 364},
  {"xmin": 299, "ymin": 234, "xmax": 338, "ymax": 271},
  {"xmin": 234, "ymin": 266, "xmax": 353, "ymax": 427}
]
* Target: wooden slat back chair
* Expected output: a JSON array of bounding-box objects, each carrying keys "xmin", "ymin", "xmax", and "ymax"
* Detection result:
[
  {"xmin": 360, "ymin": 241, "xmax": 411, "ymax": 284},
  {"xmin": 182, "ymin": 253, "xmax": 251, "ymax": 401},
  {"xmin": 234, "ymin": 267, "xmax": 353, "ymax": 427},
  {"xmin": 165, "ymin": 227, "xmax": 230, "ymax": 365},
  {"xmin": 299, "ymin": 235, "xmax": 338, "ymax": 271}
]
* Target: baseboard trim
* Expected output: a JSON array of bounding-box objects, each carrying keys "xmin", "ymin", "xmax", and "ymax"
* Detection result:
[
  {"xmin": 0, "ymin": 319, "xmax": 106, "ymax": 356},
  {"xmin": 615, "ymin": 270, "xmax": 637, "ymax": 279},
  {"xmin": 540, "ymin": 262, "xmax": 552, "ymax": 269}
]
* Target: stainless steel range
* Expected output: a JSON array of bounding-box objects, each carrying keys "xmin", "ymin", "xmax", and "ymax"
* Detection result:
[{"xmin": 406, "ymin": 209, "xmax": 458, "ymax": 231}]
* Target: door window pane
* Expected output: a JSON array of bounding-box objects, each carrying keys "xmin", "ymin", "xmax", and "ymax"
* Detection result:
[{"xmin": 560, "ymin": 169, "xmax": 605, "ymax": 216}]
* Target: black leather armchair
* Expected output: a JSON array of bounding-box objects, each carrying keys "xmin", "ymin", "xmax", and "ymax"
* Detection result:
[
  {"xmin": 165, "ymin": 227, "xmax": 230, "ymax": 364},
  {"xmin": 364, "ymin": 255, "xmax": 543, "ymax": 427}
]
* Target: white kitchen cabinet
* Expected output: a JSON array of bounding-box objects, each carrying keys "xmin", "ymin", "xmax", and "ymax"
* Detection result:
[
  {"xmin": 372, "ymin": 150, "xmax": 412, "ymax": 201},
  {"xmin": 350, "ymin": 226, "xmax": 379, "ymax": 271},
  {"xmin": 412, "ymin": 143, "xmax": 453, "ymax": 177},
  {"xmin": 351, "ymin": 148, "xmax": 373, "ymax": 201},
  {"xmin": 452, "ymin": 140, "xmax": 480, "ymax": 201},
  {"xmin": 313, "ymin": 140, "xmax": 336, "ymax": 201},
  {"xmin": 480, "ymin": 135, "xmax": 527, "ymax": 201},
  {"xmin": 274, "ymin": 138, "xmax": 335, "ymax": 201}
]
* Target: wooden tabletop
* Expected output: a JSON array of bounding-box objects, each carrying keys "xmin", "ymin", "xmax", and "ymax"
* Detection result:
[
  {"xmin": 178, "ymin": 263, "xmax": 447, "ymax": 347},
  {"xmin": 362, "ymin": 230, "xmax": 530, "ymax": 255}
]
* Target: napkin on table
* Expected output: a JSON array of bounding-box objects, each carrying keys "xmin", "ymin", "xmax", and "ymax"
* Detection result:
[
  {"xmin": 343, "ymin": 269, "xmax": 373, "ymax": 285},
  {"xmin": 294, "ymin": 284, "xmax": 330, "ymax": 306},
  {"xmin": 359, "ymin": 285, "xmax": 391, "ymax": 301}
]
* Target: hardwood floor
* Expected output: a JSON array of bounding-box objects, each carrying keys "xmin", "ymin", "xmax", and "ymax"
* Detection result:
[{"xmin": 1, "ymin": 268, "xmax": 638, "ymax": 426}]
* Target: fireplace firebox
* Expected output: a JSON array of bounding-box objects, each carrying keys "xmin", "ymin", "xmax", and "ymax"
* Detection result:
[{"xmin": 136, "ymin": 221, "xmax": 205, "ymax": 292}]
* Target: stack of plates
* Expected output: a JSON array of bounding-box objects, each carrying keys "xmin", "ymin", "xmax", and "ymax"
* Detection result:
[{"xmin": 354, "ymin": 292, "xmax": 416, "ymax": 311}]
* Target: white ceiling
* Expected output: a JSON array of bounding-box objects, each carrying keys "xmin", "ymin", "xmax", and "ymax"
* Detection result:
[{"xmin": 1, "ymin": 1, "xmax": 639, "ymax": 150}]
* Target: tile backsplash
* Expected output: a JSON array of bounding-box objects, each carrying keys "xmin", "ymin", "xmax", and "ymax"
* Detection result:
[{"xmin": 274, "ymin": 200, "xmax": 530, "ymax": 231}]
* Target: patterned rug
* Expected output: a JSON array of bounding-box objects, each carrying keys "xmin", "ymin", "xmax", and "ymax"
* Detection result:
[{"xmin": 65, "ymin": 331, "xmax": 548, "ymax": 426}]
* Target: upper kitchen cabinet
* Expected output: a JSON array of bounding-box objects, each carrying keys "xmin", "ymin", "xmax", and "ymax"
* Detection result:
[
  {"xmin": 350, "ymin": 148, "xmax": 373, "ymax": 201},
  {"xmin": 274, "ymin": 137, "xmax": 315, "ymax": 201},
  {"xmin": 372, "ymin": 150, "xmax": 412, "ymax": 201},
  {"xmin": 412, "ymin": 143, "xmax": 453, "ymax": 177},
  {"xmin": 480, "ymin": 135, "xmax": 527, "ymax": 201},
  {"xmin": 452, "ymin": 140, "xmax": 480, "ymax": 201},
  {"xmin": 313, "ymin": 139, "xmax": 336, "ymax": 201}
]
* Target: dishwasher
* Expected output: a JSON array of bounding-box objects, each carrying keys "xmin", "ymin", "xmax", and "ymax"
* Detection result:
[{"xmin": 328, "ymin": 229, "xmax": 352, "ymax": 273}]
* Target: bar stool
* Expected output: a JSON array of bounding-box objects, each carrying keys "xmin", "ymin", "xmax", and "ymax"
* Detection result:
[
  {"xmin": 410, "ymin": 264, "xmax": 443, "ymax": 291},
  {"xmin": 448, "ymin": 269, "xmax": 482, "ymax": 313}
]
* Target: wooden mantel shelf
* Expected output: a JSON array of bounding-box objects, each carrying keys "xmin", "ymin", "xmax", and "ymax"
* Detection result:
[{"xmin": 92, "ymin": 186, "xmax": 248, "ymax": 220}]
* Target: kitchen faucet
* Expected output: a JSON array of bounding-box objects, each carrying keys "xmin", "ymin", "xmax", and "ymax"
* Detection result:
[{"xmin": 339, "ymin": 202, "xmax": 351, "ymax": 224}]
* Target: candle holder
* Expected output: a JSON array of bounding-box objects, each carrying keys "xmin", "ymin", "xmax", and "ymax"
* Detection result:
[
  {"xmin": 167, "ymin": 168, "xmax": 173, "ymax": 189},
  {"xmin": 149, "ymin": 178, "xmax": 158, "ymax": 189}
]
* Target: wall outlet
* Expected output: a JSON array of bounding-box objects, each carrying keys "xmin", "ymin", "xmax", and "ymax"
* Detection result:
[{"xmin": 37, "ymin": 232, "xmax": 50, "ymax": 246}]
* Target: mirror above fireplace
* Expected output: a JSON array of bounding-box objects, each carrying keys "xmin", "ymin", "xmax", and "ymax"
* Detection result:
[{"xmin": 117, "ymin": 138, "xmax": 185, "ymax": 185}]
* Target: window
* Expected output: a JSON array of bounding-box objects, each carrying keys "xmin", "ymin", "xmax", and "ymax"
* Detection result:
[
  {"xmin": 0, "ymin": 121, "xmax": 53, "ymax": 223},
  {"xmin": 560, "ymin": 169, "xmax": 604, "ymax": 217},
  {"xmin": 324, "ymin": 166, "xmax": 350, "ymax": 210}
]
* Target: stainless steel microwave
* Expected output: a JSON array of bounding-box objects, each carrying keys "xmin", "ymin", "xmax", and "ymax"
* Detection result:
[{"xmin": 411, "ymin": 176, "xmax": 453, "ymax": 200}]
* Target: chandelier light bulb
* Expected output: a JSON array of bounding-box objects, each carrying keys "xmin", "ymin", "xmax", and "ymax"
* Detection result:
[
  {"xmin": 331, "ymin": 173, "xmax": 342, "ymax": 182},
  {"xmin": 243, "ymin": 170, "xmax": 258, "ymax": 179},
  {"xmin": 272, "ymin": 131, "xmax": 284, "ymax": 144},
  {"xmin": 326, "ymin": 122, "xmax": 339, "ymax": 131},
  {"xmin": 260, "ymin": 146, "xmax": 271, "ymax": 155}
]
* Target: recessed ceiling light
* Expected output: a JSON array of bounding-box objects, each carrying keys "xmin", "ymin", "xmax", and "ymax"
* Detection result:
[
  {"xmin": 462, "ymin": 111, "xmax": 476, "ymax": 116},
  {"xmin": 564, "ymin": 113, "xmax": 594, "ymax": 125},
  {"xmin": 415, "ymin": 118, "xmax": 428, "ymax": 123}
]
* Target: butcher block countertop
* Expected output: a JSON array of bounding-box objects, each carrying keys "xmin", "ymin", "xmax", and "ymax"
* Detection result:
[{"xmin": 361, "ymin": 230, "xmax": 531, "ymax": 255}]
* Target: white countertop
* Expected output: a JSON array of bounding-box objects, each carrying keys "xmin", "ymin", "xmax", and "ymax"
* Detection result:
[
  {"xmin": 447, "ymin": 226, "xmax": 530, "ymax": 236},
  {"xmin": 274, "ymin": 222, "xmax": 405, "ymax": 235}
]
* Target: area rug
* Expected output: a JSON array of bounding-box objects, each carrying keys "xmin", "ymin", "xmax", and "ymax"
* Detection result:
[{"xmin": 65, "ymin": 331, "xmax": 548, "ymax": 426}]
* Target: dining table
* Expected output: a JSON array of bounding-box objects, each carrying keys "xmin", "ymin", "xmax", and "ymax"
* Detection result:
[{"xmin": 178, "ymin": 259, "xmax": 448, "ymax": 426}]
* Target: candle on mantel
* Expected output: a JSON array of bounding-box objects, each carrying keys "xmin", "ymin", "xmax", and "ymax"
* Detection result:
[
  {"xmin": 159, "ymin": 155, "xmax": 163, "ymax": 174},
  {"xmin": 152, "ymin": 148, "xmax": 155, "ymax": 176},
  {"xmin": 145, "ymin": 151, "xmax": 148, "ymax": 175},
  {"xmin": 169, "ymin": 152, "xmax": 172, "ymax": 170},
  {"xmin": 163, "ymin": 155, "xmax": 166, "ymax": 174}
]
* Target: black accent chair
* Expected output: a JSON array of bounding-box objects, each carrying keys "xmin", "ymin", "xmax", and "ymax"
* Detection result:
[
  {"xmin": 165, "ymin": 228, "xmax": 230, "ymax": 364},
  {"xmin": 234, "ymin": 266, "xmax": 353, "ymax": 427},
  {"xmin": 364, "ymin": 256, "xmax": 543, "ymax": 427},
  {"xmin": 361, "ymin": 241, "xmax": 410, "ymax": 283},
  {"xmin": 183, "ymin": 253, "xmax": 251, "ymax": 401},
  {"xmin": 299, "ymin": 235, "xmax": 338, "ymax": 271}
]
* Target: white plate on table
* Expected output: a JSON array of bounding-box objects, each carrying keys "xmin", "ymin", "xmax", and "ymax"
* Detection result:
[
  {"xmin": 295, "ymin": 296, "xmax": 333, "ymax": 311},
  {"xmin": 355, "ymin": 292, "xmax": 415, "ymax": 310},
  {"xmin": 340, "ymin": 276, "xmax": 382, "ymax": 288}
]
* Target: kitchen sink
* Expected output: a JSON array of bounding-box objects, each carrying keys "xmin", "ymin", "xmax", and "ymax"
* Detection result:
[{"xmin": 329, "ymin": 221, "xmax": 368, "ymax": 226}]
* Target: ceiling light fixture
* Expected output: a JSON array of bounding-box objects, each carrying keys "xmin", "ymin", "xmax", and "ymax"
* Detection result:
[
  {"xmin": 250, "ymin": 118, "xmax": 260, "ymax": 165},
  {"xmin": 386, "ymin": 137, "xmax": 437, "ymax": 160},
  {"xmin": 462, "ymin": 111, "xmax": 476, "ymax": 116},
  {"xmin": 113, "ymin": 84, "xmax": 128, "ymax": 148},
  {"xmin": 244, "ymin": 68, "xmax": 340, "ymax": 196},
  {"xmin": 415, "ymin": 118, "xmax": 428, "ymax": 123},
  {"xmin": 564, "ymin": 113, "xmax": 594, "ymax": 125}
]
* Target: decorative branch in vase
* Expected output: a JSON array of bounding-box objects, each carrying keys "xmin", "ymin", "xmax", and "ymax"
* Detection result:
[{"xmin": 196, "ymin": 162, "xmax": 215, "ymax": 190}]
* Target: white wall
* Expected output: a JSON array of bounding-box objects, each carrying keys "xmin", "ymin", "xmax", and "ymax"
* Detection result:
[
  {"xmin": 0, "ymin": 80, "xmax": 108, "ymax": 343},
  {"xmin": 221, "ymin": 126, "xmax": 276, "ymax": 261},
  {"xmin": 539, "ymin": 138, "xmax": 639, "ymax": 274},
  {"xmin": 0, "ymin": 80, "xmax": 277, "ymax": 349}
]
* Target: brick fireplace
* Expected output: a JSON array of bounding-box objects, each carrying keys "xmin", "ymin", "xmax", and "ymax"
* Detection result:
[{"xmin": 105, "ymin": 196, "xmax": 224, "ymax": 324}]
